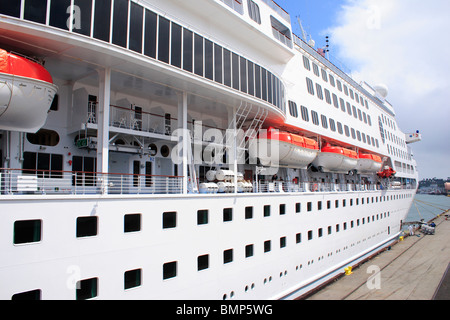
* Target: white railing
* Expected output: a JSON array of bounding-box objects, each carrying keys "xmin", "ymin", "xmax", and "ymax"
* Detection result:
[{"xmin": 0, "ymin": 169, "xmax": 183, "ymax": 196}]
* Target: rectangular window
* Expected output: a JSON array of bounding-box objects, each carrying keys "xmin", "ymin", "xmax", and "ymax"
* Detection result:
[
  {"xmin": 11, "ymin": 289, "xmax": 41, "ymax": 300},
  {"xmin": 247, "ymin": 61, "xmax": 255, "ymax": 96},
  {"xmin": 255, "ymin": 65, "xmax": 261, "ymax": 98},
  {"xmin": 76, "ymin": 217, "xmax": 98, "ymax": 238},
  {"xmin": 163, "ymin": 212, "xmax": 177, "ymax": 229},
  {"xmin": 198, "ymin": 254, "xmax": 209, "ymax": 271},
  {"xmin": 321, "ymin": 115, "xmax": 328, "ymax": 129},
  {"xmin": 328, "ymin": 226, "xmax": 332, "ymax": 235},
  {"xmin": 318, "ymin": 228, "xmax": 323, "ymax": 237},
  {"xmin": 318, "ymin": 201, "xmax": 322, "ymax": 211},
  {"xmin": 14, "ymin": 220, "xmax": 42, "ymax": 244},
  {"xmin": 336, "ymin": 224, "xmax": 340, "ymax": 232},
  {"xmin": 264, "ymin": 240, "xmax": 271, "ymax": 253},
  {"xmin": 311, "ymin": 111, "xmax": 319, "ymax": 126},
  {"xmin": 303, "ymin": 55, "xmax": 311, "ymax": 70},
  {"xmin": 232, "ymin": 53, "xmax": 240, "ymax": 90},
  {"xmin": 194, "ymin": 34, "xmax": 204, "ymax": 76},
  {"xmin": 182, "ymin": 28, "xmax": 193, "ymax": 72},
  {"xmin": 308, "ymin": 230, "xmax": 313, "ymax": 240},
  {"xmin": 223, "ymin": 249, "xmax": 233, "ymax": 264},
  {"xmin": 144, "ymin": 9, "xmax": 157, "ymax": 59},
  {"xmin": 49, "ymin": 0, "xmax": 71, "ymax": 31},
  {"xmin": 245, "ymin": 207, "xmax": 253, "ymax": 220},
  {"xmin": 128, "ymin": 2, "xmax": 143, "ymax": 52},
  {"xmin": 223, "ymin": 208, "xmax": 233, "ymax": 222},
  {"xmin": 306, "ymin": 78, "xmax": 314, "ymax": 95},
  {"xmin": 296, "ymin": 233, "xmax": 302, "ymax": 244},
  {"xmin": 301, "ymin": 105, "xmax": 309, "ymax": 122},
  {"xmin": 163, "ymin": 261, "xmax": 177, "ymax": 280},
  {"xmin": 112, "ymin": 0, "xmax": 129, "ymax": 48},
  {"xmin": 295, "ymin": 203, "xmax": 301, "ymax": 213},
  {"xmin": 170, "ymin": 22, "xmax": 182, "ymax": 68},
  {"xmin": 0, "ymin": 0, "xmax": 21, "ymax": 18},
  {"xmin": 197, "ymin": 210, "xmax": 209, "ymax": 225},
  {"xmin": 263, "ymin": 205, "xmax": 271, "ymax": 217},
  {"xmin": 240, "ymin": 57, "xmax": 247, "ymax": 93},
  {"xmin": 124, "ymin": 214, "xmax": 141, "ymax": 233},
  {"xmin": 93, "ymin": 0, "xmax": 112, "ymax": 41},
  {"xmin": 204, "ymin": 39, "xmax": 214, "ymax": 80},
  {"xmin": 223, "ymin": 49, "xmax": 232, "ymax": 87},
  {"xmin": 76, "ymin": 278, "xmax": 98, "ymax": 300},
  {"xmin": 245, "ymin": 244, "xmax": 254, "ymax": 258},
  {"xmin": 158, "ymin": 16, "xmax": 170, "ymax": 63},
  {"xmin": 279, "ymin": 204, "xmax": 286, "ymax": 215},
  {"xmin": 214, "ymin": 44, "xmax": 223, "ymax": 84},
  {"xmin": 267, "ymin": 72, "xmax": 273, "ymax": 104},
  {"xmin": 307, "ymin": 202, "xmax": 312, "ymax": 212},
  {"xmin": 24, "ymin": 0, "xmax": 47, "ymax": 24},
  {"xmin": 280, "ymin": 236, "xmax": 286, "ymax": 248},
  {"xmin": 124, "ymin": 269, "xmax": 142, "ymax": 290},
  {"xmin": 261, "ymin": 68, "xmax": 267, "ymax": 101},
  {"xmin": 248, "ymin": 0, "xmax": 261, "ymax": 24}
]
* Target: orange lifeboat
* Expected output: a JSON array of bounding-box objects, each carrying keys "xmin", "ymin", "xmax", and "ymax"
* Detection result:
[
  {"xmin": 249, "ymin": 127, "xmax": 319, "ymax": 168},
  {"xmin": 377, "ymin": 166, "xmax": 396, "ymax": 179},
  {"xmin": 312, "ymin": 143, "xmax": 358, "ymax": 173},
  {"xmin": 357, "ymin": 153, "xmax": 383, "ymax": 173},
  {"xmin": 0, "ymin": 49, "xmax": 58, "ymax": 132}
]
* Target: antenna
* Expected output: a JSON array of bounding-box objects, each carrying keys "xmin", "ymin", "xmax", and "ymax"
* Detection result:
[{"xmin": 296, "ymin": 16, "xmax": 315, "ymax": 47}]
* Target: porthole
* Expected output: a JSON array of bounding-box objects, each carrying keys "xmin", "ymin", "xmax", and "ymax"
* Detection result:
[{"xmin": 161, "ymin": 145, "xmax": 170, "ymax": 158}]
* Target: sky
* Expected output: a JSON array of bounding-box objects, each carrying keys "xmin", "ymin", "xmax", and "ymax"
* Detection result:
[{"xmin": 276, "ymin": 0, "xmax": 450, "ymax": 180}]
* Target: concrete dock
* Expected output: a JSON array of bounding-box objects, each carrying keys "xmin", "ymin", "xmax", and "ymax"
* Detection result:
[{"xmin": 307, "ymin": 213, "xmax": 450, "ymax": 300}]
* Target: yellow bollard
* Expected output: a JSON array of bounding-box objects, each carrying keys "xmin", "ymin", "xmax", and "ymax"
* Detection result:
[
  {"xmin": 399, "ymin": 236, "xmax": 404, "ymax": 241},
  {"xmin": 345, "ymin": 266, "xmax": 353, "ymax": 276}
]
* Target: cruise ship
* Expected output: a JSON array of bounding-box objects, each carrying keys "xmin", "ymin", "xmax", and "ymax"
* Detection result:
[{"xmin": 0, "ymin": 0, "xmax": 421, "ymax": 300}]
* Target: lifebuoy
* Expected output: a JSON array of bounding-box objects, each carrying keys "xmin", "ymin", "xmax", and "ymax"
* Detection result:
[{"xmin": 312, "ymin": 183, "xmax": 318, "ymax": 192}]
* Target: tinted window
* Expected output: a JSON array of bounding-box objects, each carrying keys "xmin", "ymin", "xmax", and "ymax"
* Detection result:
[
  {"xmin": 261, "ymin": 69, "xmax": 267, "ymax": 101},
  {"xmin": 112, "ymin": 0, "xmax": 128, "ymax": 48},
  {"xmin": 171, "ymin": 22, "xmax": 182, "ymax": 68},
  {"xmin": 223, "ymin": 49, "xmax": 231, "ymax": 87},
  {"xmin": 158, "ymin": 16, "xmax": 170, "ymax": 63},
  {"xmin": 182, "ymin": 28, "xmax": 193, "ymax": 72},
  {"xmin": 254, "ymin": 65, "xmax": 261, "ymax": 98},
  {"xmin": 0, "ymin": 0, "xmax": 21, "ymax": 17},
  {"xmin": 240, "ymin": 57, "xmax": 247, "ymax": 93},
  {"xmin": 49, "ymin": 0, "xmax": 70, "ymax": 30},
  {"xmin": 93, "ymin": 0, "xmax": 111, "ymax": 42},
  {"xmin": 214, "ymin": 44, "xmax": 223, "ymax": 84},
  {"xmin": 232, "ymin": 53, "xmax": 240, "ymax": 90},
  {"xmin": 204, "ymin": 39, "xmax": 214, "ymax": 80},
  {"xmin": 24, "ymin": 0, "xmax": 47, "ymax": 24},
  {"xmin": 129, "ymin": 2, "xmax": 143, "ymax": 53},
  {"xmin": 247, "ymin": 61, "xmax": 254, "ymax": 96},
  {"xmin": 74, "ymin": 0, "xmax": 92, "ymax": 36},
  {"xmin": 194, "ymin": 34, "xmax": 204, "ymax": 76}
]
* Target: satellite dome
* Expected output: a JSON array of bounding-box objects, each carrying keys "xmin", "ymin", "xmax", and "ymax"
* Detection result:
[{"xmin": 373, "ymin": 84, "xmax": 389, "ymax": 99}]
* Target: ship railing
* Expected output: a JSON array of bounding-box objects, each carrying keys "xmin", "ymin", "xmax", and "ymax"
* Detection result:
[
  {"xmin": 257, "ymin": 181, "xmax": 383, "ymax": 193},
  {"xmin": 109, "ymin": 105, "xmax": 177, "ymax": 136},
  {"xmin": 0, "ymin": 168, "xmax": 183, "ymax": 196}
]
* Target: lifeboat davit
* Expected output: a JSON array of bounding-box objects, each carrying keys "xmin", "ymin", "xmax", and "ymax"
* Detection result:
[
  {"xmin": 0, "ymin": 49, "xmax": 58, "ymax": 133},
  {"xmin": 249, "ymin": 127, "xmax": 319, "ymax": 168},
  {"xmin": 312, "ymin": 143, "xmax": 358, "ymax": 173},
  {"xmin": 357, "ymin": 153, "xmax": 383, "ymax": 173}
]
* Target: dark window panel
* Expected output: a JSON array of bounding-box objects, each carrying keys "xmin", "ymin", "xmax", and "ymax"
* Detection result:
[
  {"xmin": 24, "ymin": 0, "xmax": 47, "ymax": 24},
  {"xmin": 93, "ymin": 0, "xmax": 111, "ymax": 42},
  {"xmin": 171, "ymin": 22, "xmax": 182, "ymax": 68},
  {"xmin": 240, "ymin": 57, "xmax": 247, "ymax": 93},
  {"xmin": 214, "ymin": 44, "xmax": 223, "ymax": 84},
  {"xmin": 247, "ymin": 61, "xmax": 254, "ymax": 96},
  {"xmin": 128, "ymin": 1, "xmax": 143, "ymax": 53},
  {"xmin": 74, "ymin": 0, "xmax": 92, "ymax": 36},
  {"xmin": 182, "ymin": 28, "xmax": 193, "ymax": 72},
  {"xmin": 231, "ymin": 53, "xmax": 239, "ymax": 90},
  {"xmin": 223, "ymin": 49, "xmax": 231, "ymax": 87},
  {"xmin": 158, "ymin": 16, "xmax": 170, "ymax": 63},
  {"xmin": 204, "ymin": 39, "xmax": 214, "ymax": 80},
  {"xmin": 49, "ymin": 0, "xmax": 71, "ymax": 30},
  {"xmin": 144, "ymin": 9, "xmax": 157, "ymax": 58},
  {"xmin": 255, "ymin": 65, "xmax": 261, "ymax": 98},
  {"xmin": 112, "ymin": 0, "xmax": 129, "ymax": 48},
  {"xmin": 194, "ymin": 34, "xmax": 204, "ymax": 76},
  {"xmin": 0, "ymin": 0, "xmax": 21, "ymax": 18}
]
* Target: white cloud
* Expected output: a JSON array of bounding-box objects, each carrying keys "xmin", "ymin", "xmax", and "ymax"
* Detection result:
[{"xmin": 328, "ymin": 0, "xmax": 450, "ymax": 178}]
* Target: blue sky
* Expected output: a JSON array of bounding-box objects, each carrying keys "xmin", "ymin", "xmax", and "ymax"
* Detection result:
[
  {"xmin": 276, "ymin": 0, "xmax": 345, "ymax": 51},
  {"xmin": 274, "ymin": 0, "xmax": 450, "ymax": 180}
]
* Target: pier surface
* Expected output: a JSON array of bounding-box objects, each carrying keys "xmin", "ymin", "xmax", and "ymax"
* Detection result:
[{"xmin": 307, "ymin": 213, "xmax": 450, "ymax": 300}]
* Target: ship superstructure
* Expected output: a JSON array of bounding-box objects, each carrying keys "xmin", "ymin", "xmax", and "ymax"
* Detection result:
[{"xmin": 0, "ymin": 0, "xmax": 419, "ymax": 300}]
